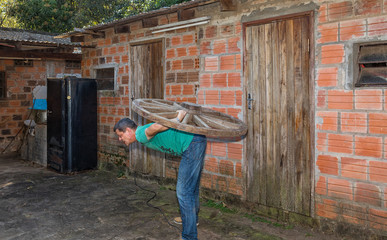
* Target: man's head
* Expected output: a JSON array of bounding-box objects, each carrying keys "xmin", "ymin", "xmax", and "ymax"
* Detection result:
[{"xmin": 113, "ymin": 118, "xmax": 138, "ymax": 146}]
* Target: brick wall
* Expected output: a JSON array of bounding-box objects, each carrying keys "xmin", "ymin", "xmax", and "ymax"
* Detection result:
[
  {"xmin": 80, "ymin": 0, "xmax": 387, "ymax": 234},
  {"xmin": 316, "ymin": 0, "xmax": 387, "ymax": 233},
  {"xmin": 0, "ymin": 59, "xmax": 80, "ymax": 152}
]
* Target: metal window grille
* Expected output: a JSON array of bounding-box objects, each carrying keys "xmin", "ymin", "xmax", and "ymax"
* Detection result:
[{"xmin": 14, "ymin": 59, "xmax": 33, "ymax": 67}]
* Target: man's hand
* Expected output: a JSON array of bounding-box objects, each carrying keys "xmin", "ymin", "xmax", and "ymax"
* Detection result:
[{"xmin": 145, "ymin": 110, "xmax": 187, "ymax": 140}]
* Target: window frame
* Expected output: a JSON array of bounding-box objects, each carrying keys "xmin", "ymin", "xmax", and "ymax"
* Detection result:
[
  {"xmin": 353, "ymin": 41, "xmax": 387, "ymax": 88},
  {"xmin": 92, "ymin": 63, "xmax": 118, "ymax": 91}
]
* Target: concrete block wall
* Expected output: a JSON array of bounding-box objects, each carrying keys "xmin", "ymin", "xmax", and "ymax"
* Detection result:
[
  {"xmin": 0, "ymin": 59, "xmax": 80, "ymax": 152},
  {"xmin": 315, "ymin": 0, "xmax": 387, "ymax": 233}
]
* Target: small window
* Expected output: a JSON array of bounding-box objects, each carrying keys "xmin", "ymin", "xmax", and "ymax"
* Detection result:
[
  {"xmin": 354, "ymin": 42, "xmax": 387, "ymax": 87},
  {"xmin": 14, "ymin": 59, "xmax": 33, "ymax": 67},
  {"xmin": 65, "ymin": 60, "xmax": 81, "ymax": 69},
  {"xmin": 96, "ymin": 68, "xmax": 115, "ymax": 90},
  {"xmin": 0, "ymin": 71, "xmax": 6, "ymax": 99}
]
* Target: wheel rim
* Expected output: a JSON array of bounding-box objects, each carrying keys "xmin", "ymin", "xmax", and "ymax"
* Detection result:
[{"xmin": 132, "ymin": 99, "xmax": 247, "ymax": 137}]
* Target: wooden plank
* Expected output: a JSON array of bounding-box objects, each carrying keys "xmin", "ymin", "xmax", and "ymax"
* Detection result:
[
  {"xmin": 257, "ymin": 24, "xmax": 267, "ymax": 204},
  {"xmin": 300, "ymin": 16, "xmax": 311, "ymax": 215},
  {"xmin": 286, "ymin": 19, "xmax": 296, "ymax": 212},
  {"xmin": 220, "ymin": 0, "xmax": 236, "ymax": 11},
  {"xmin": 278, "ymin": 19, "xmax": 290, "ymax": 211}
]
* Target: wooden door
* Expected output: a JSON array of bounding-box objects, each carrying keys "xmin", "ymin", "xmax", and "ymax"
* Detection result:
[
  {"xmin": 245, "ymin": 15, "xmax": 312, "ymax": 215},
  {"xmin": 129, "ymin": 41, "xmax": 165, "ymax": 177}
]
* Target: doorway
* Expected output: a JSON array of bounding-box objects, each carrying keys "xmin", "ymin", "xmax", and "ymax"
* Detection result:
[
  {"xmin": 244, "ymin": 14, "xmax": 313, "ymax": 216},
  {"xmin": 129, "ymin": 40, "xmax": 165, "ymax": 177}
]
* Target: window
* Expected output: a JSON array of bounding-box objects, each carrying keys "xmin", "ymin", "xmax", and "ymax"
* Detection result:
[
  {"xmin": 0, "ymin": 71, "xmax": 6, "ymax": 99},
  {"xmin": 96, "ymin": 68, "xmax": 115, "ymax": 90},
  {"xmin": 354, "ymin": 41, "xmax": 387, "ymax": 87},
  {"xmin": 14, "ymin": 59, "xmax": 33, "ymax": 67},
  {"xmin": 65, "ymin": 60, "xmax": 81, "ymax": 69}
]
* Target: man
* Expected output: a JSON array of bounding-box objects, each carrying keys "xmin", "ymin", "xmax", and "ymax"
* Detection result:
[{"xmin": 114, "ymin": 110, "xmax": 206, "ymax": 240}]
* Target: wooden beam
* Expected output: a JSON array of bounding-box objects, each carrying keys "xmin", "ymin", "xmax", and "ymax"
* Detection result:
[
  {"xmin": 114, "ymin": 25, "xmax": 131, "ymax": 34},
  {"xmin": 0, "ymin": 50, "xmax": 82, "ymax": 60},
  {"xmin": 178, "ymin": 9, "xmax": 195, "ymax": 21},
  {"xmin": 142, "ymin": 18, "xmax": 158, "ymax": 28},
  {"xmin": 220, "ymin": 0, "xmax": 236, "ymax": 11}
]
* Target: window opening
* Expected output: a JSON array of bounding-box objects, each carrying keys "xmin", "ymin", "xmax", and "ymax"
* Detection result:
[
  {"xmin": 14, "ymin": 59, "xmax": 33, "ymax": 67},
  {"xmin": 0, "ymin": 71, "xmax": 6, "ymax": 99},
  {"xmin": 96, "ymin": 68, "xmax": 115, "ymax": 90},
  {"xmin": 354, "ymin": 42, "xmax": 387, "ymax": 87},
  {"xmin": 65, "ymin": 60, "xmax": 81, "ymax": 69}
]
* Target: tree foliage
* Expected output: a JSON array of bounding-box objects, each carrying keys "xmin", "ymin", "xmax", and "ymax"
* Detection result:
[{"xmin": 1, "ymin": 0, "xmax": 191, "ymax": 33}]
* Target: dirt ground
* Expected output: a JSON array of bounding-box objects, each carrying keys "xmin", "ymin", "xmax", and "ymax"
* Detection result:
[{"xmin": 0, "ymin": 153, "xmax": 354, "ymax": 240}]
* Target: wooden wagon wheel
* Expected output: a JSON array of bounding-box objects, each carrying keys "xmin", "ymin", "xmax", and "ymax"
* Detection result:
[{"xmin": 132, "ymin": 99, "xmax": 247, "ymax": 138}]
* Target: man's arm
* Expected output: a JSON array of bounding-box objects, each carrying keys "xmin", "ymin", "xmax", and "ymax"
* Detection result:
[{"xmin": 145, "ymin": 110, "xmax": 186, "ymax": 140}]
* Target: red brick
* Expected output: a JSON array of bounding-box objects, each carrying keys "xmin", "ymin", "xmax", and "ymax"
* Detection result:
[
  {"xmin": 355, "ymin": 182, "xmax": 381, "ymax": 206},
  {"xmin": 212, "ymin": 142, "xmax": 227, "ymax": 157},
  {"xmin": 369, "ymin": 113, "xmax": 387, "ymax": 134},
  {"xmin": 328, "ymin": 1, "xmax": 353, "ymax": 21},
  {"xmin": 317, "ymin": 111, "xmax": 338, "ymax": 131},
  {"xmin": 182, "ymin": 85, "xmax": 194, "ymax": 95},
  {"xmin": 341, "ymin": 112, "xmax": 367, "ymax": 133},
  {"xmin": 188, "ymin": 46, "xmax": 198, "ymax": 56},
  {"xmin": 182, "ymin": 34, "xmax": 194, "ymax": 45},
  {"xmin": 205, "ymin": 57, "xmax": 218, "ymax": 71},
  {"xmin": 318, "ymin": 23, "xmax": 339, "ymax": 43},
  {"xmin": 385, "ymin": 90, "xmax": 387, "ymax": 110},
  {"xmin": 183, "ymin": 59, "xmax": 194, "ymax": 70},
  {"xmin": 171, "ymin": 36, "xmax": 181, "ymax": 46},
  {"xmin": 228, "ymin": 73, "xmax": 241, "ymax": 87},
  {"xmin": 200, "ymin": 41, "xmax": 211, "ymax": 55},
  {"xmin": 319, "ymin": 4, "xmax": 328, "ymax": 23},
  {"xmin": 355, "ymin": 136, "xmax": 382, "ymax": 158},
  {"xmin": 235, "ymin": 22, "xmax": 242, "ymax": 35},
  {"xmin": 321, "ymin": 44, "xmax": 344, "ymax": 64},
  {"xmin": 213, "ymin": 40, "xmax": 227, "ymax": 54},
  {"xmin": 317, "ymin": 155, "xmax": 339, "ymax": 175},
  {"xmin": 316, "ymin": 176, "xmax": 327, "ymax": 195},
  {"xmin": 220, "ymin": 55, "xmax": 235, "ymax": 70},
  {"xmin": 176, "ymin": 47, "xmax": 187, "ymax": 57},
  {"xmin": 205, "ymin": 26, "xmax": 217, "ymax": 38},
  {"xmin": 355, "ymin": 0, "xmax": 382, "ymax": 16},
  {"xmin": 228, "ymin": 37, "xmax": 240, "ymax": 53},
  {"xmin": 171, "ymin": 60, "xmax": 182, "ymax": 70},
  {"xmin": 235, "ymin": 90, "xmax": 242, "ymax": 106},
  {"xmin": 327, "ymin": 90, "xmax": 353, "ymax": 110},
  {"xmin": 200, "ymin": 74, "xmax": 211, "ymax": 88},
  {"xmin": 317, "ymin": 90, "xmax": 327, "ymax": 108},
  {"xmin": 171, "ymin": 85, "xmax": 181, "ymax": 95},
  {"xmin": 341, "ymin": 157, "xmax": 367, "ymax": 180},
  {"xmin": 369, "ymin": 161, "xmax": 387, "ymax": 183},
  {"xmin": 317, "ymin": 67, "xmax": 338, "ymax": 87},
  {"xmin": 228, "ymin": 178, "xmax": 243, "ymax": 195},
  {"xmin": 384, "ymin": 187, "xmax": 387, "ymax": 208},
  {"xmin": 228, "ymin": 143, "xmax": 242, "ymax": 160},
  {"xmin": 220, "ymin": 91, "xmax": 235, "ymax": 105},
  {"xmin": 340, "ymin": 19, "xmax": 366, "ymax": 41},
  {"xmin": 204, "ymin": 157, "xmax": 219, "ymax": 173},
  {"xmin": 316, "ymin": 199, "xmax": 339, "ymax": 219},
  {"xmin": 198, "ymin": 90, "xmax": 204, "ymax": 104},
  {"xmin": 355, "ymin": 89, "xmax": 382, "ymax": 110},
  {"xmin": 341, "ymin": 203, "xmax": 367, "ymax": 225},
  {"xmin": 213, "ymin": 73, "xmax": 227, "ymax": 87},
  {"xmin": 328, "ymin": 133, "xmax": 353, "ymax": 154},
  {"xmin": 236, "ymin": 54, "xmax": 241, "ymax": 70},
  {"xmin": 235, "ymin": 162, "xmax": 243, "ymax": 178},
  {"xmin": 385, "ymin": 137, "xmax": 387, "ymax": 159},
  {"xmin": 200, "ymin": 173, "xmax": 212, "ymax": 189},
  {"xmin": 317, "ymin": 132, "xmax": 328, "ymax": 152},
  {"xmin": 369, "ymin": 208, "xmax": 387, "ymax": 231},
  {"xmin": 227, "ymin": 108, "xmax": 241, "ymax": 118},
  {"xmin": 368, "ymin": 16, "xmax": 387, "ymax": 36},
  {"xmin": 220, "ymin": 25, "xmax": 233, "ymax": 36},
  {"xmin": 205, "ymin": 90, "xmax": 219, "ymax": 105},
  {"xmin": 219, "ymin": 160, "xmax": 234, "ymax": 176},
  {"xmin": 166, "ymin": 49, "xmax": 175, "ymax": 59},
  {"xmin": 328, "ymin": 178, "xmax": 353, "ymax": 200}
]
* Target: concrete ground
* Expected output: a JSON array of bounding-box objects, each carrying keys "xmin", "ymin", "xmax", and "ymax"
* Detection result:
[{"xmin": 0, "ymin": 154, "xmax": 346, "ymax": 240}]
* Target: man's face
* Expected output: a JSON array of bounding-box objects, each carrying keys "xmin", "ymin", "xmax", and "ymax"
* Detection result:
[{"xmin": 115, "ymin": 128, "xmax": 136, "ymax": 146}]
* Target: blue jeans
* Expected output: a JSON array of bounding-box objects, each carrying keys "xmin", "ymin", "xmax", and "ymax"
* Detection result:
[{"xmin": 177, "ymin": 134, "xmax": 207, "ymax": 240}]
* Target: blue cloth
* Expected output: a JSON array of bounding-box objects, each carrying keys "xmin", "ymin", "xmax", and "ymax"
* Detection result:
[
  {"xmin": 177, "ymin": 134, "xmax": 207, "ymax": 240},
  {"xmin": 30, "ymin": 99, "xmax": 47, "ymax": 110}
]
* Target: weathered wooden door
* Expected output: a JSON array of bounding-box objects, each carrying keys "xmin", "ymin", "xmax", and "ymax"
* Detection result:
[
  {"xmin": 129, "ymin": 41, "xmax": 165, "ymax": 177},
  {"xmin": 245, "ymin": 15, "xmax": 312, "ymax": 216}
]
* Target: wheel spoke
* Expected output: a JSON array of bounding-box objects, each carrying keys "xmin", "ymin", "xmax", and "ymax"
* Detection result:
[
  {"xmin": 156, "ymin": 112, "xmax": 178, "ymax": 119},
  {"xmin": 192, "ymin": 115, "xmax": 209, "ymax": 128},
  {"xmin": 201, "ymin": 115, "xmax": 241, "ymax": 129},
  {"xmin": 198, "ymin": 115, "xmax": 229, "ymax": 130},
  {"xmin": 182, "ymin": 113, "xmax": 192, "ymax": 124}
]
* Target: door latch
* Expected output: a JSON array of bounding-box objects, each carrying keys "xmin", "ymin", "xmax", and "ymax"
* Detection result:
[{"xmin": 247, "ymin": 93, "xmax": 253, "ymax": 110}]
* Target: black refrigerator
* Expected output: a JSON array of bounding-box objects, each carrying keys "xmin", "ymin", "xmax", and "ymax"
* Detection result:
[{"xmin": 47, "ymin": 77, "xmax": 97, "ymax": 173}]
